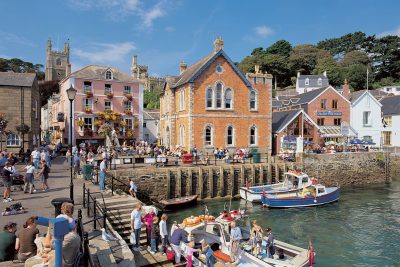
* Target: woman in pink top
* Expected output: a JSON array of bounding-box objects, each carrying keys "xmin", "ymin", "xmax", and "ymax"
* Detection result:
[
  {"xmin": 142, "ymin": 208, "xmax": 155, "ymax": 246},
  {"xmin": 186, "ymin": 240, "xmax": 200, "ymax": 267}
]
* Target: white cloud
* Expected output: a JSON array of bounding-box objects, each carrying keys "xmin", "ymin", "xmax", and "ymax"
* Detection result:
[
  {"xmin": 254, "ymin": 25, "xmax": 273, "ymax": 38},
  {"xmin": 67, "ymin": 0, "xmax": 168, "ymax": 28},
  {"xmin": 74, "ymin": 42, "xmax": 136, "ymax": 64},
  {"xmin": 378, "ymin": 26, "xmax": 400, "ymax": 37}
]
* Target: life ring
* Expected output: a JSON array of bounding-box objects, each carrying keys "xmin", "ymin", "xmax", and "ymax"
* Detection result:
[
  {"xmin": 229, "ymin": 210, "xmax": 239, "ymax": 216},
  {"xmin": 220, "ymin": 213, "xmax": 234, "ymax": 221},
  {"xmin": 311, "ymin": 178, "xmax": 318, "ymax": 185}
]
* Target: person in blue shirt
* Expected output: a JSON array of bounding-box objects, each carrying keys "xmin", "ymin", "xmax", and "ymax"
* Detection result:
[
  {"xmin": 230, "ymin": 221, "xmax": 242, "ymax": 262},
  {"xmin": 99, "ymin": 159, "xmax": 107, "ymax": 192},
  {"xmin": 170, "ymin": 223, "xmax": 188, "ymax": 264}
]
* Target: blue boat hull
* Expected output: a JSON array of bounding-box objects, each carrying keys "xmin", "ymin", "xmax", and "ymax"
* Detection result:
[{"xmin": 262, "ymin": 187, "xmax": 340, "ymax": 208}]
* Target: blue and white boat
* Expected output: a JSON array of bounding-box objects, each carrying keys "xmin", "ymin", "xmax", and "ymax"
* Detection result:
[
  {"xmin": 261, "ymin": 184, "xmax": 340, "ymax": 208},
  {"xmin": 240, "ymin": 171, "xmax": 313, "ymax": 202}
]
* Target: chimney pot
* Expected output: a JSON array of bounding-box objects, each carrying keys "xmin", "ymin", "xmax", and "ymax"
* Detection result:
[{"xmin": 179, "ymin": 60, "xmax": 187, "ymax": 74}]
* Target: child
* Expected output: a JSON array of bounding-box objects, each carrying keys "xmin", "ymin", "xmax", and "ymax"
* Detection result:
[
  {"xmin": 150, "ymin": 216, "xmax": 160, "ymax": 254},
  {"xmin": 159, "ymin": 214, "xmax": 168, "ymax": 255},
  {"xmin": 186, "ymin": 240, "xmax": 200, "ymax": 267},
  {"xmin": 129, "ymin": 178, "xmax": 137, "ymax": 198}
]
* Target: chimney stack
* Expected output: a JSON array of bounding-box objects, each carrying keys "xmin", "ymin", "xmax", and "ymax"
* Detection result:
[
  {"xmin": 179, "ymin": 60, "xmax": 187, "ymax": 74},
  {"xmin": 323, "ymin": 71, "xmax": 327, "ymax": 77},
  {"xmin": 343, "ymin": 79, "xmax": 350, "ymax": 100},
  {"xmin": 213, "ymin": 36, "xmax": 224, "ymax": 52},
  {"xmin": 297, "ymin": 71, "xmax": 301, "ymax": 78}
]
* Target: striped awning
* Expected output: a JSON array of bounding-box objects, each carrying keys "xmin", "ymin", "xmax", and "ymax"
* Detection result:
[{"xmin": 319, "ymin": 126, "xmax": 358, "ymax": 137}]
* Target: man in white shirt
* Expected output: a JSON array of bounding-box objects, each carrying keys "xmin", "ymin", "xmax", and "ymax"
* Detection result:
[
  {"xmin": 31, "ymin": 148, "xmax": 40, "ymax": 169},
  {"xmin": 131, "ymin": 203, "xmax": 143, "ymax": 251}
]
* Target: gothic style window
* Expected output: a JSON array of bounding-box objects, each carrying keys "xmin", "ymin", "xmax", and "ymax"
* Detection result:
[
  {"xmin": 56, "ymin": 58, "xmax": 61, "ymax": 66},
  {"xmin": 206, "ymin": 88, "xmax": 213, "ymax": 108},
  {"xmin": 250, "ymin": 126, "xmax": 257, "ymax": 145},
  {"xmin": 105, "ymin": 70, "xmax": 112, "ymax": 80},
  {"xmin": 224, "ymin": 88, "xmax": 232, "ymax": 109},
  {"xmin": 250, "ymin": 90, "xmax": 257, "ymax": 110},
  {"xmin": 205, "ymin": 126, "xmax": 212, "ymax": 146},
  {"xmin": 179, "ymin": 125, "xmax": 186, "ymax": 147},
  {"xmin": 6, "ymin": 133, "xmax": 21, "ymax": 146},
  {"xmin": 179, "ymin": 89, "xmax": 185, "ymax": 110},
  {"xmin": 216, "ymin": 83, "xmax": 222, "ymax": 108},
  {"xmin": 227, "ymin": 126, "xmax": 234, "ymax": 146}
]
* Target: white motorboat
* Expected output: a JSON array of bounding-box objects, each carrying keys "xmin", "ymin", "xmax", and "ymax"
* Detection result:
[{"xmin": 240, "ymin": 171, "xmax": 314, "ymax": 202}]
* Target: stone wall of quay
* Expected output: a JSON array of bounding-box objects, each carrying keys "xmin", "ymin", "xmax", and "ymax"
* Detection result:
[{"xmin": 110, "ymin": 152, "xmax": 397, "ymax": 202}]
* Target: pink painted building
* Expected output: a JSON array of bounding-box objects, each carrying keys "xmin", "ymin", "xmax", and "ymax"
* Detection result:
[{"xmin": 57, "ymin": 65, "xmax": 144, "ymax": 146}]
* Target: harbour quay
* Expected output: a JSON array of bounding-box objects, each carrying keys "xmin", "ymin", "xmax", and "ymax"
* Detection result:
[{"xmin": 107, "ymin": 152, "xmax": 397, "ymax": 201}]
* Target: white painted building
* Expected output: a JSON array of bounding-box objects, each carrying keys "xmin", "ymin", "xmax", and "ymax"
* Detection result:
[
  {"xmin": 142, "ymin": 109, "xmax": 160, "ymax": 144},
  {"xmin": 350, "ymin": 90, "xmax": 382, "ymax": 146},
  {"xmin": 378, "ymin": 86, "xmax": 400, "ymax": 95},
  {"xmin": 380, "ymin": 95, "xmax": 400, "ymax": 147}
]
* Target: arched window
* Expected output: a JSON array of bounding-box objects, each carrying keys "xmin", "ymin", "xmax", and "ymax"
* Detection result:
[
  {"xmin": 56, "ymin": 58, "xmax": 61, "ymax": 66},
  {"xmin": 6, "ymin": 133, "xmax": 21, "ymax": 146},
  {"xmin": 205, "ymin": 126, "xmax": 212, "ymax": 146},
  {"xmin": 250, "ymin": 126, "xmax": 257, "ymax": 145},
  {"xmin": 250, "ymin": 91, "xmax": 257, "ymax": 110},
  {"xmin": 105, "ymin": 70, "xmax": 112, "ymax": 80},
  {"xmin": 227, "ymin": 126, "xmax": 234, "ymax": 146},
  {"xmin": 215, "ymin": 83, "xmax": 222, "ymax": 108},
  {"xmin": 317, "ymin": 77, "xmax": 322, "ymax": 86},
  {"xmin": 224, "ymin": 88, "xmax": 232, "ymax": 109},
  {"xmin": 179, "ymin": 125, "xmax": 186, "ymax": 147},
  {"xmin": 206, "ymin": 88, "xmax": 213, "ymax": 108},
  {"xmin": 305, "ymin": 78, "xmax": 310, "ymax": 86},
  {"xmin": 179, "ymin": 89, "xmax": 185, "ymax": 110}
]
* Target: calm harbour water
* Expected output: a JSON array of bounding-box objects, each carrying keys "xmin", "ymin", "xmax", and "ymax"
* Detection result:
[{"xmin": 166, "ymin": 178, "xmax": 400, "ymax": 267}]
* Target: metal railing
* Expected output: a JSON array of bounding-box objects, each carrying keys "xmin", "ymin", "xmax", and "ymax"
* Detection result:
[{"xmin": 108, "ymin": 174, "xmax": 152, "ymax": 204}]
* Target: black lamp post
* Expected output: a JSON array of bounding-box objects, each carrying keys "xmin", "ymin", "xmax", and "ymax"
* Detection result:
[{"xmin": 66, "ymin": 85, "xmax": 77, "ymax": 202}]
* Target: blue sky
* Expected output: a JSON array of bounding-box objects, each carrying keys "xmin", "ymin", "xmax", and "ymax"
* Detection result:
[{"xmin": 1, "ymin": 0, "xmax": 400, "ymax": 77}]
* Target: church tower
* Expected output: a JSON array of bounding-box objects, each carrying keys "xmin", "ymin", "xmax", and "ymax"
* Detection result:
[{"xmin": 45, "ymin": 38, "xmax": 71, "ymax": 81}]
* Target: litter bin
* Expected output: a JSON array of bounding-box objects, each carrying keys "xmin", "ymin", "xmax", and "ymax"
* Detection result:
[
  {"xmin": 51, "ymin": 197, "xmax": 74, "ymax": 217},
  {"xmin": 82, "ymin": 164, "xmax": 93, "ymax": 180},
  {"xmin": 251, "ymin": 148, "xmax": 260, "ymax": 163}
]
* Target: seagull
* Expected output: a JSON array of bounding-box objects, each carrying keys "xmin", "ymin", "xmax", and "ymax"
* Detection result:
[{"xmin": 101, "ymin": 228, "xmax": 117, "ymax": 241}]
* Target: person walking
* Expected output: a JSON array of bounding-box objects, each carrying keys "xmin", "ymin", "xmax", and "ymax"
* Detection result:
[
  {"xmin": 73, "ymin": 153, "xmax": 81, "ymax": 176},
  {"xmin": 23, "ymin": 161, "xmax": 36, "ymax": 194},
  {"xmin": 99, "ymin": 158, "xmax": 107, "ymax": 193},
  {"xmin": 15, "ymin": 217, "xmax": 39, "ymax": 262},
  {"xmin": 159, "ymin": 214, "xmax": 168, "ymax": 255},
  {"xmin": 2, "ymin": 162, "xmax": 14, "ymax": 202},
  {"xmin": 65, "ymin": 149, "xmax": 71, "ymax": 164},
  {"xmin": 38, "ymin": 160, "xmax": 50, "ymax": 191},
  {"xmin": 30, "ymin": 147, "xmax": 40, "ymax": 169},
  {"xmin": 131, "ymin": 203, "xmax": 143, "ymax": 251},
  {"xmin": 128, "ymin": 178, "xmax": 137, "ymax": 198}
]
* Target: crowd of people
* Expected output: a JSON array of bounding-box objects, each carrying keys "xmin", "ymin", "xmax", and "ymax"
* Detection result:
[{"xmin": 0, "ymin": 202, "xmax": 81, "ymax": 266}]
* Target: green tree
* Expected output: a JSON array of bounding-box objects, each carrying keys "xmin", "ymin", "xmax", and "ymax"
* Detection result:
[
  {"xmin": 265, "ymin": 40, "xmax": 292, "ymax": 58},
  {"xmin": 313, "ymin": 57, "xmax": 342, "ymax": 87},
  {"xmin": 144, "ymin": 88, "xmax": 162, "ymax": 109},
  {"xmin": 344, "ymin": 64, "xmax": 371, "ymax": 90},
  {"xmin": 237, "ymin": 55, "xmax": 263, "ymax": 74},
  {"xmin": 263, "ymin": 54, "xmax": 291, "ymax": 87},
  {"xmin": 317, "ymin": 31, "xmax": 370, "ymax": 58},
  {"xmin": 340, "ymin": 50, "xmax": 370, "ymax": 67},
  {"xmin": 372, "ymin": 35, "xmax": 400, "ymax": 80},
  {"xmin": 289, "ymin": 44, "xmax": 331, "ymax": 74},
  {"xmin": 39, "ymin": 80, "xmax": 59, "ymax": 106}
]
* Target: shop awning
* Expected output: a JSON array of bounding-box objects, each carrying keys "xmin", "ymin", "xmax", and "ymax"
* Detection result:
[{"xmin": 319, "ymin": 126, "xmax": 358, "ymax": 138}]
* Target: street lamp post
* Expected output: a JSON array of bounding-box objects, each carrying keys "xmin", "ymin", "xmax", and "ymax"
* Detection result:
[{"xmin": 66, "ymin": 85, "xmax": 77, "ymax": 202}]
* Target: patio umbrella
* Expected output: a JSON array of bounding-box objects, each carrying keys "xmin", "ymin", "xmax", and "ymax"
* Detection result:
[{"xmin": 350, "ymin": 139, "xmax": 363, "ymax": 145}]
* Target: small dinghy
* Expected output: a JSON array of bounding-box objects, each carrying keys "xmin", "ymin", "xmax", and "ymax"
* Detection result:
[{"xmin": 158, "ymin": 195, "xmax": 198, "ymax": 210}]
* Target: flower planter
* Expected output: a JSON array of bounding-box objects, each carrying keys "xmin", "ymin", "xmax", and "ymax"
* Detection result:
[
  {"xmin": 106, "ymin": 93, "xmax": 114, "ymax": 99},
  {"xmin": 86, "ymin": 92, "xmax": 93, "ymax": 98}
]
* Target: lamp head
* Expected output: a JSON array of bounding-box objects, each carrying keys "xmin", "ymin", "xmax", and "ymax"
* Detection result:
[{"xmin": 66, "ymin": 85, "xmax": 77, "ymax": 101}]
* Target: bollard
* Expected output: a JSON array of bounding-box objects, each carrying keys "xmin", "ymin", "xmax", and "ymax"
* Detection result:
[
  {"xmin": 77, "ymin": 209, "xmax": 83, "ymax": 240},
  {"xmin": 82, "ymin": 184, "xmax": 86, "ymax": 208},
  {"xmin": 87, "ymin": 189, "xmax": 90, "ymax": 217},
  {"xmin": 103, "ymin": 208, "xmax": 107, "ymax": 230},
  {"xmin": 83, "ymin": 232, "xmax": 89, "ymax": 267},
  {"xmin": 93, "ymin": 197, "xmax": 97, "ymax": 229}
]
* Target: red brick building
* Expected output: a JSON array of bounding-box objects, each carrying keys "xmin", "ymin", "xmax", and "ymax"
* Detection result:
[{"xmin": 160, "ymin": 37, "xmax": 273, "ymax": 154}]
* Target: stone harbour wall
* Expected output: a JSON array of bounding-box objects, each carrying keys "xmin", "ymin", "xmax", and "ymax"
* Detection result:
[{"xmin": 110, "ymin": 152, "xmax": 397, "ymax": 202}]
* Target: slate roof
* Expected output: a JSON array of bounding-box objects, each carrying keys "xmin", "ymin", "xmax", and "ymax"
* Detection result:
[
  {"xmin": 143, "ymin": 109, "xmax": 160, "ymax": 120},
  {"xmin": 62, "ymin": 65, "xmax": 139, "ymax": 83},
  {"xmin": 272, "ymin": 100, "xmax": 283, "ymax": 108},
  {"xmin": 285, "ymin": 87, "xmax": 328, "ymax": 106},
  {"xmin": 0, "ymin": 72, "xmax": 36, "ymax": 87},
  {"xmin": 350, "ymin": 89, "xmax": 386, "ymax": 104},
  {"xmin": 169, "ymin": 49, "xmax": 252, "ymax": 89},
  {"xmin": 297, "ymin": 74, "xmax": 329, "ymax": 88},
  {"xmin": 272, "ymin": 109, "xmax": 302, "ymax": 133},
  {"xmin": 380, "ymin": 95, "xmax": 400, "ymax": 116}
]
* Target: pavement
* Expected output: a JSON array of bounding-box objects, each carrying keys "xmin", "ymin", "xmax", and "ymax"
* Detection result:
[{"xmin": 0, "ymin": 156, "xmax": 96, "ymax": 236}]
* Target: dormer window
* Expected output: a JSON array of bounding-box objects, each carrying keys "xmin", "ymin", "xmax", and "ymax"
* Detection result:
[
  {"xmin": 105, "ymin": 70, "xmax": 113, "ymax": 80},
  {"xmin": 305, "ymin": 78, "xmax": 310, "ymax": 86},
  {"xmin": 318, "ymin": 77, "xmax": 322, "ymax": 86}
]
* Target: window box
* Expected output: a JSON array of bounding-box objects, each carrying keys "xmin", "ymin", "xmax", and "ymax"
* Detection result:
[
  {"xmin": 106, "ymin": 92, "xmax": 114, "ymax": 99},
  {"xmin": 124, "ymin": 110, "xmax": 132, "ymax": 115},
  {"xmin": 124, "ymin": 93, "xmax": 133, "ymax": 101},
  {"xmin": 86, "ymin": 92, "xmax": 93, "ymax": 98},
  {"xmin": 84, "ymin": 107, "xmax": 92, "ymax": 114}
]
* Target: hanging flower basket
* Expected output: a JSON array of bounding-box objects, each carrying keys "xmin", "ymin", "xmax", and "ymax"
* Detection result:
[
  {"xmin": 120, "ymin": 121, "xmax": 127, "ymax": 128},
  {"xmin": 78, "ymin": 120, "xmax": 85, "ymax": 127},
  {"xmin": 125, "ymin": 110, "xmax": 132, "ymax": 115},
  {"xmin": 16, "ymin": 123, "xmax": 30, "ymax": 134},
  {"xmin": 125, "ymin": 94, "xmax": 133, "ymax": 101},
  {"xmin": 134, "ymin": 119, "xmax": 139, "ymax": 128},
  {"xmin": 106, "ymin": 92, "xmax": 114, "ymax": 99},
  {"xmin": 86, "ymin": 92, "xmax": 93, "ymax": 98},
  {"xmin": 84, "ymin": 107, "xmax": 92, "ymax": 114},
  {"xmin": 126, "ymin": 129, "xmax": 135, "ymax": 137},
  {"xmin": 94, "ymin": 120, "xmax": 103, "ymax": 127}
]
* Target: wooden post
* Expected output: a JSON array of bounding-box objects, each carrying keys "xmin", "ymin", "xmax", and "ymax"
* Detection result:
[
  {"xmin": 274, "ymin": 164, "xmax": 279, "ymax": 183},
  {"xmin": 219, "ymin": 167, "xmax": 224, "ymax": 197},
  {"xmin": 283, "ymin": 163, "xmax": 288, "ymax": 173},
  {"xmin": 187, "ymin": 168, "xmax": 193, "ymax": 196},
  {"xmin": 259, "ymin": 165, "xmax": 264, "ymax": 184},
  {"xmin": 198, "ymin": 168, "xmax": 204, "ymax": 199},
  {"xmin": 177, "ymin": 169, "xmax": 182, "ymax": 197},
  {"xmin": 230, "ymin": 166, "xmax": 235, "ymax": 195},
  {"xmin": 267, "ymin": 164, "xmax": 272, "ymax": 184},
  {"xmin": 251, "ymin": 165, "xmax": 255, "ymax": 185},
  {"xmin": 166, "ymin": 170, "xmax": 171, "ymax": 199},
  {"xmin": 208, "ymin": 168, "xmax": 214, "ymax": 198},
  {"xmin": 240, "ymin": 165, "xmax": 245, "ymax": 187}
]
